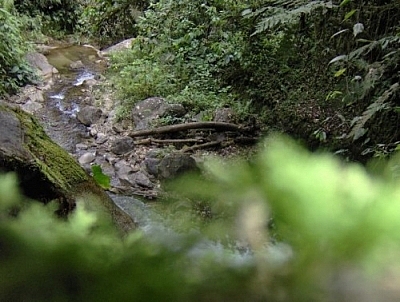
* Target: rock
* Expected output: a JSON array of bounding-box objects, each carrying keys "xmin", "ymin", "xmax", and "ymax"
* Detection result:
[
  {"xmin": 0, "ymin": 103, "xmax": 135, "ymax": 233},
  {"xmin": 144, "ymin": 157, "xmax": 161, "ymax": 177},
  {"xmin": 76, "ymin": 143, "xmax": 89, "ymax": 150},
  {"xmin": 132, "ymin": 97, "xmax": 186, "ymax": 130},
  {"xmin": 119, "ymin": 171, "xmax": 154, "ymax": 189},
  {"xmin": 25, "ymin": 52, "xmax": 58, "ymax": 81},
  {"xmin": 77, "ymin": 106, "xmax": 103, "ymax": 126},
  {"xmin": 101, "ymin": 38, "xmax": 135, "ymax": 55},
  {"xmin": 21, "ymin": 100, "xmax": 43, "ymax": 114},
  {"xmin": 214, "ymin": 107, "xmax": 236, "ymax": 123},
  {"xmin": 95, "ymin": 133, "xmax": 108, "ymax": 144},
  {"xmin": 78, "ymin": 152, "xmax": 96, "ymax": 164},
  {"xmin": 158, "ymin": 153, "xmax": 198, "ymax": 179},
  {"xmin": 110, "ymin": 137, "xmax": 134, "ymax": 155},
  {"xmin": 70, "ymin": 60, "xmax": 84, "ymax": 70}
]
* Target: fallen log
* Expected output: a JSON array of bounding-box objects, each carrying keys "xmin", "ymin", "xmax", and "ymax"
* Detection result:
[{"xmin": 129, "ymin": 121, "xmax": 244, "ymax": 137}]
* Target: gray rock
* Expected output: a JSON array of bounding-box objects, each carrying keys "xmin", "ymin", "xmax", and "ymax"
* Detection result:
[
  {"xmin": 101, "ymin": 38, "xmax": 135, "ymax": 55},
  {"xmin": 158, "ymin": 153, "xmax": 198, "ymax": 179},
  {"xmin": 78, "ymin": 152, "xmax": 96, "ymax": 164},
  {"xmin": 144, "ymin": 157, "xmax": 161, "ymax": 176},
  {"xmin": 0, "ymin": 109, "xmax": 30, "ymax": 159},
  {"xmin": 132, "ymin": 97, "xmax": 186, "ymax": 130},
  {"xmin": 110, "ymin": 137, "xmax": 134, "ymax": 155},
  {"xmin": 25, "ymin": 52, "xmax": 58, "ymax": 80},
  {"xmin": 120, "ymin": 171, "xmax": 154, "ymax": 188},
  {"xmin": 76, "ymin": 143, "xmax": 88, "ymax": 150},
  {"xmin": 95, "ymin": 133, "xmax": 108, "ymax": 144},
  {"xmin": 214, "ymin": 107, "xmax": 236, "ymax": 123},
  {"xmin": 21, "ymin": 100, "xmax": 43, "ymax": 114},
  {"xmin": 77, "ymin": 106, "xmax": 103, "ymax": 126}
]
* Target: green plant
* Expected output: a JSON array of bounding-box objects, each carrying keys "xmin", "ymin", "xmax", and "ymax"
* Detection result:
[
  {"xmin": 5, "ymin": 136, "xmax": 400, "ymax": 300},
  {"xmin": 13, "ymin": 0, "xmax": 83, "ymax": 34},
  {"xmin": 0, "ymin": 7, "xmax": 35, "ymax": 96},
  {"xmin": 79, "ymin": 0, "xmax": 149, "ymax": 47}
]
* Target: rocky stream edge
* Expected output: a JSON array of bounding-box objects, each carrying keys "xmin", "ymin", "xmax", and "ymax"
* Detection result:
[{"xmin": 1, "ymin": 39, "xmax": 259, "ymax": 230}]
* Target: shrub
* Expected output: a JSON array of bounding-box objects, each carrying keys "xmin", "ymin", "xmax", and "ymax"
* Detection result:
[{"xmin": 0, "ymin": 7, "xmax": 35, "ymax": 96}]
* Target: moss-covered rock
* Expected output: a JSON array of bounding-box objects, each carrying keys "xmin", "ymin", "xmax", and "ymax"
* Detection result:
[{"xmin": 0, "ymin": 102, "xmax": 135, "ymax": 233}]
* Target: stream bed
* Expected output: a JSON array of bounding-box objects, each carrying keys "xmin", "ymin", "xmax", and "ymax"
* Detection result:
[{"xmin": 36, "ymin": 44, "xmax": 284, "ymax": 267}]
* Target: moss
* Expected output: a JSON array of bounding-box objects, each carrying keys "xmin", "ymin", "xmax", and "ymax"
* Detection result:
[{"xmin": 3, "ymin": 105, "xmax": 88, "ymax": 193}]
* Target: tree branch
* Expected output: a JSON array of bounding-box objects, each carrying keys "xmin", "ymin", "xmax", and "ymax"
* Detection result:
[{"xmin": 129, "ymin": 122, "xmax": 245, "ymax": 137}]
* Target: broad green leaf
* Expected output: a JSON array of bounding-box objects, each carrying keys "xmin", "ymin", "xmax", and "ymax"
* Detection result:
[
  {"xmin": 91, "ymin": 164, "xmax": 111, "ymax": 190},
  {"xmin": 334, "ymin": 68, "xmax": 346, "ymax": 77}
]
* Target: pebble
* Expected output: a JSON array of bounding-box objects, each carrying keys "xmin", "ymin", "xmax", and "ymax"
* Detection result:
[{"xmin": 78, "ymin": 152, "xmax": 96, "ymax": 164}]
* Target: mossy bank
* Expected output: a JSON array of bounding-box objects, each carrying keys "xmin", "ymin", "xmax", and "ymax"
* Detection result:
[{"xmin": 0, "ymin": 103, "xmax": 135, "ymax": 233}]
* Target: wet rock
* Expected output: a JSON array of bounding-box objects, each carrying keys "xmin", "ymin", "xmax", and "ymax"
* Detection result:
[
  {"xmin": 77, "ymin": 106, "xmax": 103, "ymax": 126},
  {"xmin": 132, "ymin": 97, "xmax": 186, "ymax": 130},
  {"xmin": 70, "ymin": 60, "xmax": 84, "ymax": 70},
  {"xmin": 78, "ymin": 152, "xmax": 96, "ymax": 164},
  {"xmin": 110, "ymin": 137, "xmax": 134, "ymax": 155},
  {"xmin": 158, "ymin": 153, "xmax": 198, "ymax": 179}
]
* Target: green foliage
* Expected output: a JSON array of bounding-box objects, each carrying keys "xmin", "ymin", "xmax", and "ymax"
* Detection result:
[
  {"xmin": 0, "ymin": 7, "xmax": 35, "ymax": 96},
  {"xmin": 79, "ymin": 0, "xmax": 149, "ymax": 47},
  {"xmin": 4, "ymin": 137, "xmax": 400, "ymax": 300},
  {"xmin": 91, "ymin": 164, "xmax": 111, "ymax": 190},
  {"xmin": 13, "ymin": 0, "xmax": 82, "ymax": 34},
  {"xmin": 110, "ymin": 0, "xmax": 263, "ymax": 117}
]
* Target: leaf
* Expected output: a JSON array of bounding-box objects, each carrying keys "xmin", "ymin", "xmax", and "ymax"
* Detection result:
[
  {"xmin": 328, "ymin": 55, "xmax": 347, "ymax": 65},
  {"xmin": 241, "ymin": 8, "xmax": 252, "ymax": 16},
  {"xmin": 340, "ymin": 0, "xmax": 352, "ymax": 6},
  {"xmin": 348, "ymin": 83, "xmax": 399, "ymax": 141},
  {"xmin": 344, "ymin": 9, "xmax": 357, "ymax": 21},
  {"xmin": 353, "ymin": 23, "xmax": 364, "ymax": 37},
  {"xmin": 334, "ymin": 68, "xmax": 346, "ymax": 77},
  {"xmin": 330, "ymin": 29, "xmax": 349, "ymax": 39},
  {"xmin": 91, "ymin": 164, "xmax": 111, "ymax": 190}
]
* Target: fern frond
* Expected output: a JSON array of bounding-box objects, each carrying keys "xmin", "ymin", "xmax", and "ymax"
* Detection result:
[
  {"xmin": 348, "ymin": 83, "xmax": 399, "ymax": 141},
  {"xmin": 251, "ymin": 1, "xmax": 334, "ymax": 35}
]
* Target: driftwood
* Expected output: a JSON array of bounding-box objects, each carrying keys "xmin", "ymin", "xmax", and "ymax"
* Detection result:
[{"xmin": 129, "ymin": 121, "xmax": 244, "ymax": 137}]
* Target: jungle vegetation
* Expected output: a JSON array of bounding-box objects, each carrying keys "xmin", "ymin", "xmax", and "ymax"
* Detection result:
[{"xmin": 1, "ymin": 0, "xmax": 400, "ymax": 300}]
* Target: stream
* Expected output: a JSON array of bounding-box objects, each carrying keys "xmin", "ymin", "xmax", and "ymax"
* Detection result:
[{"xmin": 38, "ymin": 44, "xmax": 286, "ymax": 267}]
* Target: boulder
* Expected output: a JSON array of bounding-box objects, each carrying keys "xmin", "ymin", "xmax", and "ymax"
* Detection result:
[
  {"xmin": 77, "ymin": 106, "xmax": 103, "ymax": 126},
  {"xmin": 0, "ymin": 103, "xmax": 135, "ymax": 233},
  {"xmin": 144, "ymin": 153, "xmax": 198, "ymax": 179},
  {"xmin": 110, "ymin": 137, "xmax": 134, "ymax": 155},
  {"xmin": 214, "ymin": 107, "xmax": 236, "ymax": 123},
  {"xmin": 132, "ymin": 97, "xmax": 186, "ymax": 130},
  {"xmin": 101, "ymin": 38, "xmax": 135, "ymax": 55},
  {"xmin": 25, "ymin": 52, "xmax": 58, "ymax": 80}
]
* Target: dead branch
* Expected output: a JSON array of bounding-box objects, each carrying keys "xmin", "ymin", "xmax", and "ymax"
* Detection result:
[
  {"xmin": 129, "ymin": 122, "xmax": 244, "ymax": 137},
  {"xmin": 135, "ymin": 138, "xmax": 204, "ymax": 145},
  {"xmin": 181, "ymin": 141, "xmax": 223, "ymax": 153}
]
